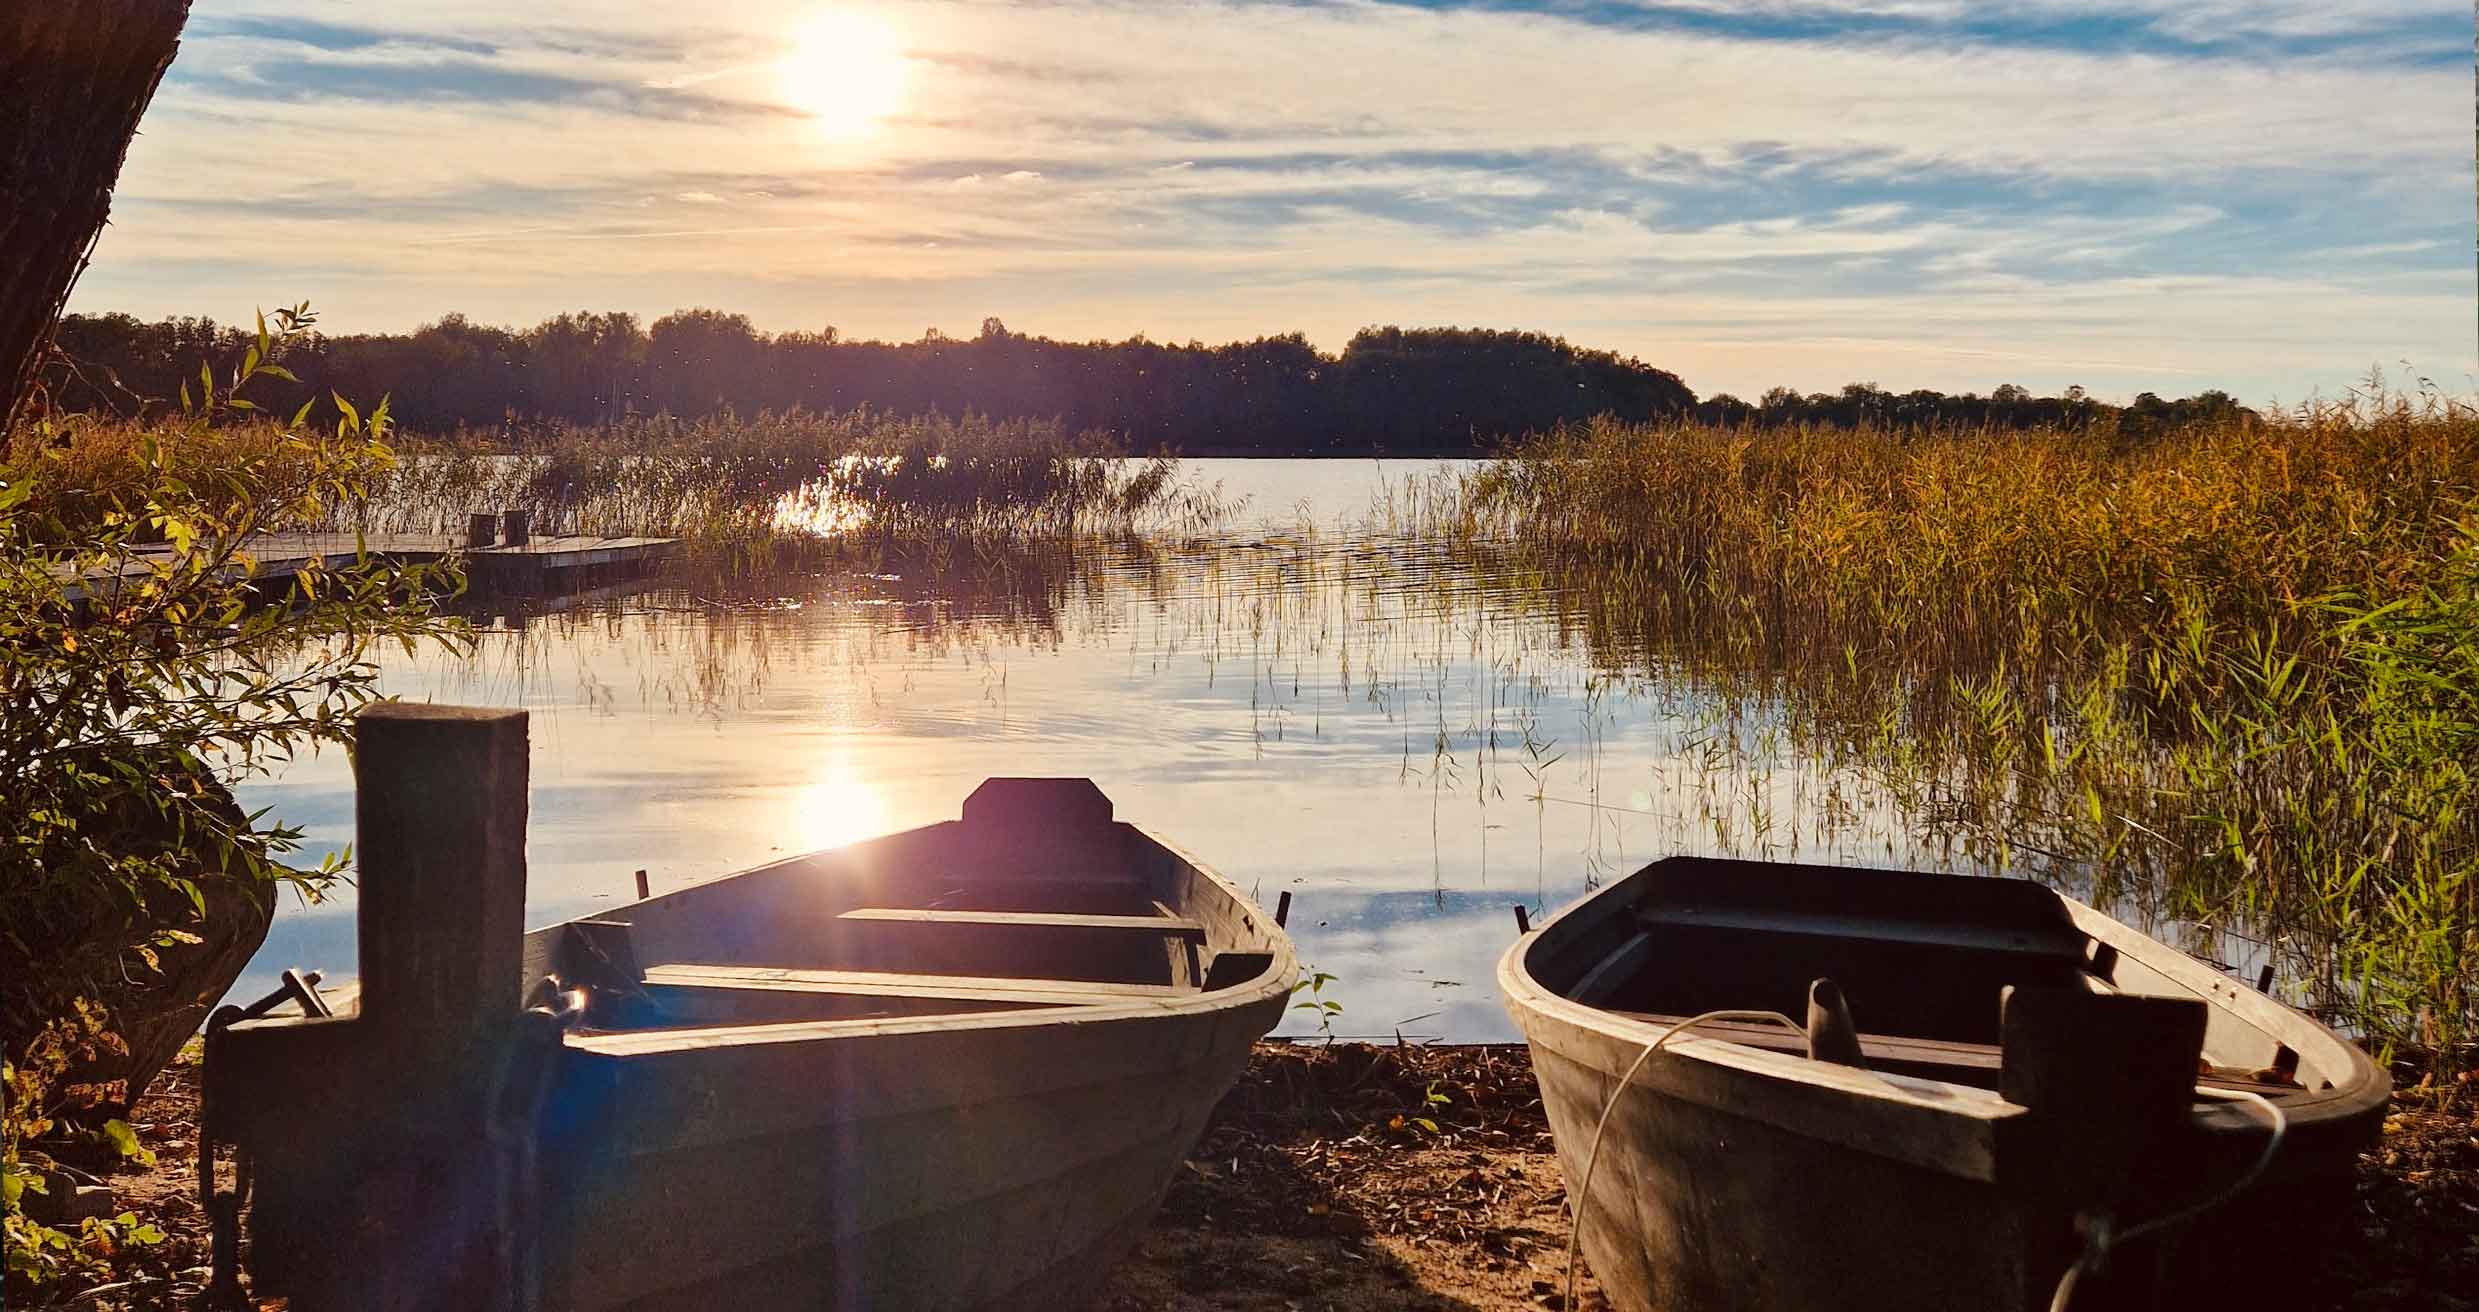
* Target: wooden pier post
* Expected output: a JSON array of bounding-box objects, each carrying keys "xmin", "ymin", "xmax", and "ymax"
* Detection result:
[{"xmin": 354, "ymin": 702, "xmax": 530, "ymax": 1104}]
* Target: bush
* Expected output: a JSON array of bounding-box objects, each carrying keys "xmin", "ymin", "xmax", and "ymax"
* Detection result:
[{"xmin": 1, "ymin": 308, "xmax": 469, "ymax": 1296}]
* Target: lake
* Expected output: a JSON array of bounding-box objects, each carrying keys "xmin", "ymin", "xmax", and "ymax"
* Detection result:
[{"xmin": 236, "ymin": 457, "xmax": 1996, "ymax": 1040}]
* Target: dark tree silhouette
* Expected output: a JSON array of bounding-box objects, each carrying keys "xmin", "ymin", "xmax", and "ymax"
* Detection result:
[
  {"xmin": 46, "ymin": 308, "xmax": 2256, "ymax": 450},
  {"xmin": 47, "ymin": 312, "xmax": 1700, "ymax": 453},
  {"xmin": 0, "ymin": 2, "xmax": 193, "ymax": 426}
]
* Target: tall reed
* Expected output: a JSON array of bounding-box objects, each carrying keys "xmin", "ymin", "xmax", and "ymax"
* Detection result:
[{"xmin": 1458, "ymin": 392, "xmax": 2479, "ymax": 1067}]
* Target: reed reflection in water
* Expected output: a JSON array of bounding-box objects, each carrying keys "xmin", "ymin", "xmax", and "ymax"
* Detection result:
[{"xmin": 229, "ymin": 460, "xmax": 2076, "ymax": 1040}]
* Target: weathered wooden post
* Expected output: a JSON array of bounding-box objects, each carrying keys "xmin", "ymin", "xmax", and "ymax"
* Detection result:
[
  {"xmin": 354, "ymin": 702, "xmax": 531, "ymax": 1310},
  {"xmin": 355, "ymin": 702, "xmax": 530, "ymax": 1099},
  {"xmin": 202, "ymin": 701, "xmax": 538, "ymax": 1312},
  {"xmin": 1999, "ymin": 985, "xmax": 2207, "ymax": 1305}
]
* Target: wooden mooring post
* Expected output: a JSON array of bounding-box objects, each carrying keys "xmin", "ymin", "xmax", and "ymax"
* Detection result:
[
  {"xmin": 354, "ymin": 702, "xmax": 534, "ymax": 1311},
  {"xmin": 355, "ymin": 703, "xmax": 531, "ymax": 1102},
  {"xmin": 211, "ymin": 702, "xmax": 538, "ymax": 1312}
]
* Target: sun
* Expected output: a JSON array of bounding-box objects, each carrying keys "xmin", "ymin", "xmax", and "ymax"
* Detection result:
[{"xmin": 778, "ymin": 9, "xmax": 912, "ymax": 139}]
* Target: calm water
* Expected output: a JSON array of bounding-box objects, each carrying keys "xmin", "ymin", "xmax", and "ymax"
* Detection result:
[{"xmin": 235, "ymin": 458, "xmax": 1972, "ymax": 1040}]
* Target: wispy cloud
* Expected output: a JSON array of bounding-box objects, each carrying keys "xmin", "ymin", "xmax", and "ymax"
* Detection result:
[{"xmin": 68, "ymin": 0, "xmax": 2474, "ymax": 403}]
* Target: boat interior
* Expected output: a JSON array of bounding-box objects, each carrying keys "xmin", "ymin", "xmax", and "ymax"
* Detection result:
[
  {"xmin": 1533, "ymin": 856, "xmax": 2344, "ymax": 1103},
  {"xmin": 518, "ymin": 780, "xmax": 1285, "ymax": 1038}
]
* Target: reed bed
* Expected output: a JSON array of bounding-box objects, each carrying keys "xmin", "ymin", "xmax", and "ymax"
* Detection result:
[
  {"xmin": 11, "ymin": 408, "xmax": 1218, "ymax": 568},
  {"xmin": 341, "ymin": 410, "xmax": 1224, "ymax": 569},
  {"xmin": 1447, "ymin": 394, "xmax": 2479, "ymax": 1068}
]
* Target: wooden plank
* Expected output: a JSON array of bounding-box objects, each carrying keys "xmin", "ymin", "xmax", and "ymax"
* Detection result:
[
  {"xmin": 642, "ymin": 963, "xmax": 1185, "ymax": 1006},
  {"xmin": 836, "ymin": 907, "xmax": 1207, "ymax": 942},
  {"xmin": 1636, "ymin": 903, "xmax": 2088, "ymax": 960},
  {"xmin": 1613, "ymin": 1008, "xmax": 2002, "ymax": 1073},
  {"xmin": 1607, "ymin": 1009, "xmax": 2302, "ymax": 1099}
]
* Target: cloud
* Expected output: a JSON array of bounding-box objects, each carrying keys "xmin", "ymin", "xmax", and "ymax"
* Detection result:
[{"xmin": 64, "ymin": 0, "xmax": 2474, "ymax": 405}]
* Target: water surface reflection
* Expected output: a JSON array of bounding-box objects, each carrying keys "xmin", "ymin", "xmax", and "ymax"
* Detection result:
[{"xmin": 237, "ymin": 460, "xmax": 1972, "ymax": 1040}]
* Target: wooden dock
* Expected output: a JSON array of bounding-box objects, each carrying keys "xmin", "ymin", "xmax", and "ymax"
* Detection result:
[{"xmin": 59, "ymin": 530, "xmax": 677, "ymax": 604}]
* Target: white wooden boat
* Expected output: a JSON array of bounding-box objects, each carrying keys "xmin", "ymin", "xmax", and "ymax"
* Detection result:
[
  {"xmin": 210, "ymin": 769, "xmax": 1293, "ymax": 1311},
  {"xmin": 1500, "ymin": 856, "xmax": 2389, "ymax": 1312}
]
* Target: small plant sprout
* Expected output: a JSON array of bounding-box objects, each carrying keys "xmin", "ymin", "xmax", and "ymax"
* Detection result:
[{"xmin": 1291, "ymin": 968, "xmax": 1342, "ymax": 1042}]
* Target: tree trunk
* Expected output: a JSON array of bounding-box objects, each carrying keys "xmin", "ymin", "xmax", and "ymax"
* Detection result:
[{"xmin": 0, "ymin": 2, "xmax": 193, "ymax": 428}]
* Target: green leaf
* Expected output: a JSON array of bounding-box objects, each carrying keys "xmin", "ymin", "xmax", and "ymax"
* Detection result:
[{"xmin": 99, "ymin": 1120, "xmax": 154, "ymax": 1168}]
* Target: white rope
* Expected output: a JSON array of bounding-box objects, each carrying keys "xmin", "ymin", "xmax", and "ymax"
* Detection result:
[
  {"xmin": 1564, "ymin": 1008, "xmax": 1806, "ymax": 1312},
  {"xmin": 1561, "ymin": 1014, "xmax": 2290, "ymax": 1312},
  {"xmin": 2046, "ymin": 1085, "xmax": 2288, "ymax": 1312}
]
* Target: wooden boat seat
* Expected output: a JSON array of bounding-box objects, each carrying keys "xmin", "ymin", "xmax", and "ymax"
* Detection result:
[
  {"xmin": 1634, "ymin": 905, "xmax": 2088, "ymax": 962},
  {"xmin": 1612, "ymin": 1009, "xmax": 2306, "ymax": 1099},
  {"xmin": 643, "ymin": 963, "xmax": 1186, "ymax": 1007},
  {"xmin": 836, "ymin": 907, "xmax": 1208, "ymax": 943}
]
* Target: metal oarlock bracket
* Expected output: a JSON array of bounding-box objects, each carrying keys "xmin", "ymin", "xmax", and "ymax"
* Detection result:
[{"xmin": 200, "ymin": 968, "xmax": 332, "ymax": 1308}]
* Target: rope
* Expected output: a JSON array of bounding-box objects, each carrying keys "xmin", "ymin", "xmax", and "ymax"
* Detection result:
[
  {"xmin": 2047, "ymin": 1085, "xmax": 2287, "ymax": 1311},
  {"xmin": 1564, "ymin": 1009, "xmax": 1806, "ymax": 1312},
  {"xmin": 1561, "ymin": 1015, "xmax": 2290, "ymax": 1312}
]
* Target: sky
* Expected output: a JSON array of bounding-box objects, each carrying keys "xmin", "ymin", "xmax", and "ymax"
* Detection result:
[{"xmin": 69, "ymin": 0, "xmax": 2479, "ymax": 405}]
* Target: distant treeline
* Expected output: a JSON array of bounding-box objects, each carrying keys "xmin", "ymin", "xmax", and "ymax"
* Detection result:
[
  {"xmin": 47, "ymin": 309, "xmax": 2253, "ymax": 451},
  {"xmin": 1692, "ymin": 382, "xmax": 2254, "ymax": 434},
  {"xmin": 47, "ymin": 311, "xmax": 1689, "ymax": 454}
]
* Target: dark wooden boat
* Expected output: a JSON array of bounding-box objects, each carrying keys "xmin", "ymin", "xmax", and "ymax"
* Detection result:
[
  {"xmin": 208, "ymin": 741, "xmax": 1292, "ymax": 1311},
  {"xmin": 1500, "ymin": 855, "xmax": 2390, "ymax": 1312}
]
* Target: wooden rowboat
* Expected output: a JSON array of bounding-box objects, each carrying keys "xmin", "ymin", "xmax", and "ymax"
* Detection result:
[
  {"xmin": 209, "ymin": 763, "xmax": 1293, "ymax": 1311},
  {"xmin": 1500, "ymin": 855, "xmax": 2390, "ymax": 1312}
]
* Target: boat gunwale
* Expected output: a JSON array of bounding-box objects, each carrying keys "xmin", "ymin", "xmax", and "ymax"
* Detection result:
[
  {"xmin": 560, "ymin": 818, "xmax": 1297, "ymax": 1061},
  {"xmin": 1499, "ymin": 859, "xmax": 2392, "ymax": 1180},
  {"xmin": 1500, "ymin": 928, "xmax": 2021, "ymax": 1183}
]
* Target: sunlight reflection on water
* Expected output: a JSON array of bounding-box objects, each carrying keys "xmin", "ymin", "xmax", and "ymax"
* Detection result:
[{"xmin": 234, "ymin": 459, "xmax": 1980, "ymax": 1040}]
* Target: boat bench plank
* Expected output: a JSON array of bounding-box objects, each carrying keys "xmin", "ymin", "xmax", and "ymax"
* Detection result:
[
  {"xmin": 643, "ymin": 964, "xmax": 1187, "ymax": 1006},
  {"xmin": 837, "ymin": 907, "xmax": 1208, "ymax": 943},
  {"xmin": 1614, "ymin": 1009, "xmax": 2305, "ymax": 1098},
  {"xmin": 1634, "ymin": 905, "xmax": 2088, "ymax": 960}
]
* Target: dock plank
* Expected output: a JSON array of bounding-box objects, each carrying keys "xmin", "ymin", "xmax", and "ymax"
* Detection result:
[{"xmin": 58, "ymin": 529, "xmax": 675, "ymax": 604}]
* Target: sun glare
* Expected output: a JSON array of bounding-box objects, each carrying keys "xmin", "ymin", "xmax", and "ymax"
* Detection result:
[
  {"xmin": 793, "ymin": 755, "xmax": 894, "ymax": 852},
  {"xmin": 778, "ymin": 9, "xmax": 912, "ymax": 139}
]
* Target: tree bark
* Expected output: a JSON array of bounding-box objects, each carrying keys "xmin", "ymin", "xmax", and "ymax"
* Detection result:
[{"xmin": 0, "ymin": 2, "xmax": 193, "ymax": 428}]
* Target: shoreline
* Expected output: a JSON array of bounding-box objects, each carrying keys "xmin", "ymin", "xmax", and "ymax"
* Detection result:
[{"xmin": 22, "ymin": 1041, "xmax": 2475, "ymax": 1310}]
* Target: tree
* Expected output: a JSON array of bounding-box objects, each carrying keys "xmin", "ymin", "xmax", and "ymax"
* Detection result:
[{"xmin": 0, "ymin": 2, "xmax": 194, "ymax": 426}]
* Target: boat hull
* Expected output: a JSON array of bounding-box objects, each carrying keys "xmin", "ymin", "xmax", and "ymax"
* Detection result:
[
  {"xmin": 552, "ymin": 999, "xmax": 1277, "ymax": 1310},
  {"xmin": 1501, "ymin": 857, "xmax": 2387, "ymax": 1312},
  {"xmin": 215, "ymin": 780, "xmax": 1294, "ymax": 1311}
]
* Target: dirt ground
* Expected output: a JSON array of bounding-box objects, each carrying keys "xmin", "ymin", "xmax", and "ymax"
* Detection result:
[
  {"xmin": 22, "ymin": 1042, "xmax": 2478, "ymax": 1310},
  {"xmin": 1098, "ymin": 1043, "xmax": 1609, "ymax": 1312}
]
